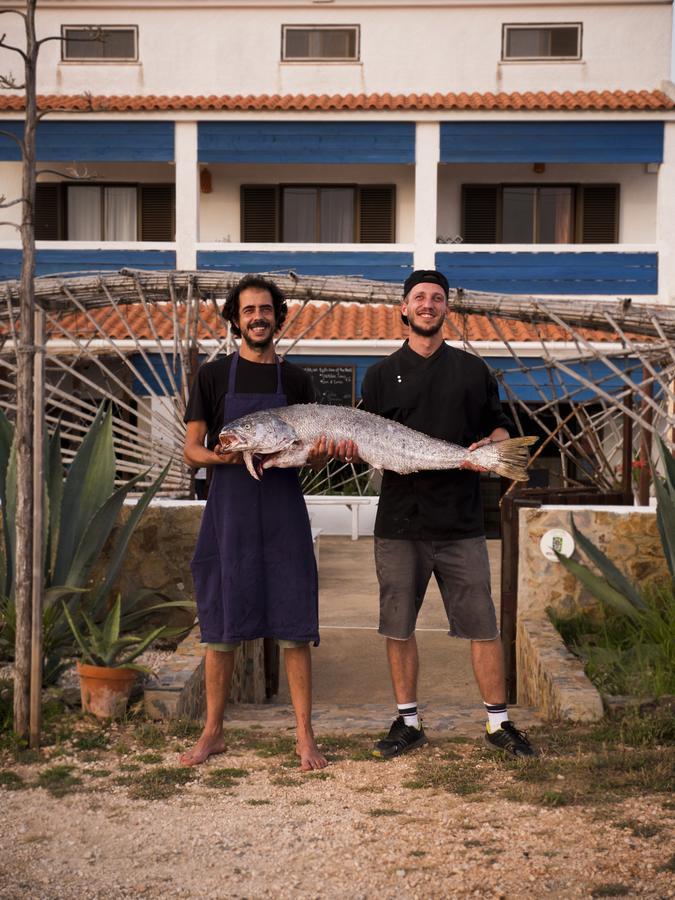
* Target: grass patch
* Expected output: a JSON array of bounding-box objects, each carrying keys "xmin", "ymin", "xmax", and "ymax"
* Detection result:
[
  {"xmin": 73, "ymin": 731, "xmax": 110, "ymax": 752},
  {"xmin": 254, "ymin": 736, "xmax": 297, "ymax": 758},
  {"xmin": 125, "ymin": 766, "xmax": 196, "ymax": 801},
  {"xmin": 403, "ymin": 753, "xmax": 484, "ymax": 797},
  {"xmin": 0, "ymin": 769, "xmax": 26, "ymax": 790},
  {"xmin": 590, "ymin": 885, "xmax": 631, "ymax": 897},
  {"xmin": 37, "ymin": 764, "xmax": 83, "ymax": 797},
  {"xmin": 659, "ymin": 854, "xmax": 675, "ymax": 873},
  {"xmin": 368, "ymin": 808, "xmax": 400, "ymax": 817},
  {"xmin": 89, "ymin": 769, "xmax": 112, "ymax": 779},
  {"xmin": 539, "ymin": 790, "xmax": 572, "ymax": 807},
  {"xmin": 247, "ymin": 798, "xmax": 271, "ymax": 806},
  {"xmin": 133, "ymin": 723, "xmax": 167, "ymax": 750},
  {"xmin": 270, "ymin": 775, "xmax": 301, "ymax": 787},
  {"xmin": 615, "ymin": 819, "xmax": 662, "ymax": 838},
  {"xmin": 135, "ymin": 753, "xmax": 164, "ymax": 765},
  {"xmin": 167, "ymin": 719, "xmax": 202, "ymax": 740},
  {"xmin": 203, "ymin": 767, "xmax": 249, "ymax": 789},
  {"xmin": 119, "ymin": 763, "xmax": 141, "ymax": 772}
]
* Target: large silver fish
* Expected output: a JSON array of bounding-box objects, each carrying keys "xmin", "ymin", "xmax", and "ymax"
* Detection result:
[{"xmin": 219, "ymin": 404, "xmax": 537, "ymax": 482}]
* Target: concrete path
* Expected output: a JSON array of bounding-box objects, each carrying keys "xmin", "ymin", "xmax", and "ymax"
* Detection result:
[{"xmin": 226, "ymin": 536, "xmax": 540, "ymax": 737}]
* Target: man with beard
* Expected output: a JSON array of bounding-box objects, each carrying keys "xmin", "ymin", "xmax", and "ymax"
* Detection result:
[
  {"xmin": 360, "ymin": 270, "xmax": 535, "ymax": 759},
  {"xmin": 180, "ymin": 274, "xmax": 353, "ymax": 769}
]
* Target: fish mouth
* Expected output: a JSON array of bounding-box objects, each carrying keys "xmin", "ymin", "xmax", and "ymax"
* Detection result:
[{"xmin": 243, "ymin": 451, "xmax": 266, "ymax": 480}]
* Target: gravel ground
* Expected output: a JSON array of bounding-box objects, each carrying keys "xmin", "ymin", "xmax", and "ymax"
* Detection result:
[{"xmin": 0, "ymin": 721, "xmax": 673, "ymax": 900}]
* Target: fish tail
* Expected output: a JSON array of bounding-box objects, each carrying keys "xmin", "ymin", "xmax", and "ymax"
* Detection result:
[{"xmin": 472, "ymin": 436, "xmax": 538, "ymax": 482}]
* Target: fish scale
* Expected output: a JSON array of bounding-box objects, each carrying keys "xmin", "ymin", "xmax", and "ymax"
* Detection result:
[{"xmin": 219, "ymin": 404, "xmax": 537, "ymax": 482}]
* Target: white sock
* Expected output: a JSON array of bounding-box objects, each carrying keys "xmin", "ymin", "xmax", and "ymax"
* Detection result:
[
  {"xmin": 398, "ymin": 702, "xmax": 420, "ymax": 729},
  {"xmin": 484, "ymin": 702, "xmax": 509, "ymax": 734}
]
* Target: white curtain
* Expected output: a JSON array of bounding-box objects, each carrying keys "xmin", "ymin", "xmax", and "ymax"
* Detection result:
[
  {"xmin": 320, "ymin": 188, "xmax": 353, "ymax": 242},
  {"xmin": 67, "ymin": 186, "xmax": 102, "ymax": 240},
  {"xmin": 105, "ymin": 187, "xmax": 137, "ymax": 241},
  {"xmin": 283, "ymin": 187, "xmax": 316, "ymax": 242}
]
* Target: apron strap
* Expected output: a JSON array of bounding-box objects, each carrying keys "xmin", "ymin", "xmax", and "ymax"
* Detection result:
[{"xmin": 275, "ymin": 355, "xmax": 284, "ymax": 396}]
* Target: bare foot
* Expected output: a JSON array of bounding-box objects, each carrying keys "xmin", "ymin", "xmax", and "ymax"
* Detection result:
[
  {"xmin": 179, "ymin": 732, "xmax": 226, "ymax": 767},
  {"xmin": 296, "ymin": 738, "xmax": 328, "ymax": 771}
]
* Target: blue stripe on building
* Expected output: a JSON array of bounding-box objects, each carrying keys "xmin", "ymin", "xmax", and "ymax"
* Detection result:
[
  {"xmin": 440, "ymin": 122, "xmax": 664, "ymax": 163},
  {"xmin": 198, "ymin": 122, "xmax": 415, "ymax": 164},
  {"xmin": 0, "ymin": 121, "xmax": 174, "ymax": 162},
  {"xmin": 434, "ymin": 251, "xmax": 658, "ymax": 295},
  {"xmin": 0, "ymin": 249, "xmax": 176, "ymax": 280},
  {"xmin": 197, "ymin": 250, "xmax": 413, "ymax": 282}
]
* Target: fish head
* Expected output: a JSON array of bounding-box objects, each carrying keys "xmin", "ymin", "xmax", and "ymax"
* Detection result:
[{"xmin": 219, "ymin": 411, "xmax": 298, "ymax": 480}]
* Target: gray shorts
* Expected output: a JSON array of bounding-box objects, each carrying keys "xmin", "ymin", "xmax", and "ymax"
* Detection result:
[{"xmin": 374, "ymin": 536, "xmax": 499, "ymax": 641}]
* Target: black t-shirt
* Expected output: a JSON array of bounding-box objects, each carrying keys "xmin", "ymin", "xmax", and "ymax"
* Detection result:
[
  {"xmin": 184, "ymin": 354, "xmax": 315, "ymax": 449},
  {"xmin": 361, "ymin": 341, "xmax": 514, "ymax": 541}
]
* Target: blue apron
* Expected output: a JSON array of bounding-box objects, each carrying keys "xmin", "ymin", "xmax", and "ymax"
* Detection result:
[{"xmin": 191, "ymin": 352, "xmax": 319, "ymax": 645}]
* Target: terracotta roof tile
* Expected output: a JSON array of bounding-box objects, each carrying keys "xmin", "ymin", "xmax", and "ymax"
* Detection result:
[
  {"xmin": 45, "ymin": 300, "xmax": 618, "ymax": 345},
  {"xmin": 0, "ymin": 90, "xmax": 672, "ymax": 113}
]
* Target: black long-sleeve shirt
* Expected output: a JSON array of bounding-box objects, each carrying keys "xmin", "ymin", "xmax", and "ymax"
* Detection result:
[{"xmin": 361, "ymin": 341, "xmax": 514, "ymax": 541}]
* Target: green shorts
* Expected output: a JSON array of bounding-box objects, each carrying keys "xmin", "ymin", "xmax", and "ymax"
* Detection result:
[{"xmin": 204, "ymin": 640, "xmax": 308, "ymax": 652}]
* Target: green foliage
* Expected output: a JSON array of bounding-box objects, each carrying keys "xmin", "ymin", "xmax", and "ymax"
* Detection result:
[
  {"xmin": 63, "ymin": 595, "xmax": 165, "ymax": 670},
  {"xmin": 0, "ymin": 406, "xmax": 194, "ymax": 680},
  {"xmin": 553, "ymin": 438, "xmax": 675, "ymax": 697}
]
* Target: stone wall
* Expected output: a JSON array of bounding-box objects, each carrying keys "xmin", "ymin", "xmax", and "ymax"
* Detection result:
[{"xmin": 516, "ymin": 505, "xmax": 664, "ymax": 721}]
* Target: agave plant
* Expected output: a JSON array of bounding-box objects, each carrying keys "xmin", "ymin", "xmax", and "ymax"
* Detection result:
[
  {"xmin": 0, "ymin": 405, "xmax": 193, "ymax": 680},
  {"xmin": 63, "ymin": 595, "xmax": 164, "ymax": 671},
  {"xmin": 555, "ymin": 433, "xmax": 674, "ymax": 621}
]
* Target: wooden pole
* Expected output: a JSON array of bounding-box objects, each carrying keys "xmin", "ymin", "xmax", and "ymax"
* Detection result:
[
  {"xmin": 29, "ymin": 306, "xmax": 45, "ymax": 749},
  {"xmin": 13, "ymin": 1, "xmax": 38, "ymax": 739},
  {"xmin": 622, "ymin": 393, "xmax": 634, "ymax": 505},
  {"xmin": 638, "ymin": 374, "xmax": 654, "ymax": 506}
]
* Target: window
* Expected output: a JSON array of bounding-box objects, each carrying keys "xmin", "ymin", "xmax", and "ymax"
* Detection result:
[
  {"xmin": 241, "ymin": 184, "xmax": 395, "ymax": 243},
  {"xmin": 502, "ymin": 24, "xmax": 581, "ymax": 60},
  {"xmin": 34, "ymin": 183, "xmax": 175, "ymax": 241},
  {"xmin": 461, "ymin": 184, "xmax": 619, "ymax": 244},
  {"xmin": 61, "ymin": 26, "xmax": 138, "ymax": 61},
  {"xmin": 282, "ymin": 25, "xmax": 359, "ymax": 61}
]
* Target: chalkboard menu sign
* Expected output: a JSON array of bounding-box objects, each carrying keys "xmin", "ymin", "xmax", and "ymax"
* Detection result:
[{"xmin": 303, "ymin": 364, "xmax": 355, "ymax": 406}]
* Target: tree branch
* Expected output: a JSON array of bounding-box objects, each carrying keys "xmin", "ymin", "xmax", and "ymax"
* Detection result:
[
  {"xmin": 0, "ymin": 33, "xmax": 28, "ymax": 61},
  {"xmin": 0, "ymin": 128, "xmax": 25, "ymax": 153},
  {"xmin": 0, "ymin": 10, "xmax": 27, "ymax": 21},
  {"xmin": 0, "ymin": 221, "xmax": 20, "ymax": 230},
  {"xmin": 0, "ymin": 196, "xmax": 25, "ymax": 208},
  {"xmin": 0, "ymin": 72, "xmax": 25, "ymax": 90},
  {"xmin": 36, "ymin": 166, "xmax": 98, "ymax": 181}
]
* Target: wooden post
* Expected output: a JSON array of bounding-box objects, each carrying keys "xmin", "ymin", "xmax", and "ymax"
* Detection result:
[
  {"xmin": 638, "ymin": 376, "xmax": 654, "ymax": 506},
  {"xmin": 29, "ymin": 306, "xmax": 45, "ymax": 749},
  {"xmin": 13, "ymin": 1, "xmax": 38, "ymax": 740},
  {"xmin": 622, "ymin": 392, "xmax": 634, "ymax": 505}
]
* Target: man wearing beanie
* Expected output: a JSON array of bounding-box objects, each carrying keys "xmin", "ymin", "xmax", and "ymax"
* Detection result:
[{"xmin": 360, "ymin": 270, "xmax": 535, "ymax": 759}]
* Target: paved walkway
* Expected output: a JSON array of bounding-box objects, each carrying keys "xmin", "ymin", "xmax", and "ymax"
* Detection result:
[{"xmin": 198, "ymin": 536, "xmax": 541, "ymax": 737}]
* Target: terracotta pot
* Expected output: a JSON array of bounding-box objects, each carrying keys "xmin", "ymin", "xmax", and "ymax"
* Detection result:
[{"xmin": 76, "ymin": 662, "xmax": 137, "ymax": 719}]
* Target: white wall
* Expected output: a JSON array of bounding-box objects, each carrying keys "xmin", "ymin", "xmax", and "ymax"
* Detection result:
[
  {"xmin": 0, "ymin": 162, "xmax": 22, "ymax": 238},
  {"xmin": 437, "ymin": 162, "xmax": 659, "ymax": 243},
  {"xmin": 199, "ymin": 162, "xmax": 414, "ymax": 242},
  {"xmin": 0, "ymin": 2, "xmax": 670, "ymax": 97}
]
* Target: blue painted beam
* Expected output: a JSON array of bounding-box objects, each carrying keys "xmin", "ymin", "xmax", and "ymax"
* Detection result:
[
  {"xmin": 0, "ymin": 249, "xmax": 176, "ymax": 280},
  {"xmin": 440, "ymin": 122, "xmax": 664, "ymax": 163},
  {"xmin": 198, "ymin": 122, "xmax": 415, "ymax": 164},
  {"xmin": 0, "ymin": 121, "xmax": 174, "ymax": 161},
  {"xmin": 197, "ymin": 250, "xmax": 413, "ymax": 282},
  {"xmin": 435, "ymin": 251, "xmax": 658, "ymax": 295}
]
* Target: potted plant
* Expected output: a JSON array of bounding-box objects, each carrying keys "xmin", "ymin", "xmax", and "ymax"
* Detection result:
[{"xmin": 63, "ymin": 595, "xmax": 168, "ymax": 719}]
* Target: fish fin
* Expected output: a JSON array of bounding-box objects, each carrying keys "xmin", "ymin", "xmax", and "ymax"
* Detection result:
[
  {"xmin": 475, "ymin": 436, "xmax": 538, "ymax": 482},
  {"xmin": 243, "ymin": 451, "xmax": 260, "ymax": 481}
]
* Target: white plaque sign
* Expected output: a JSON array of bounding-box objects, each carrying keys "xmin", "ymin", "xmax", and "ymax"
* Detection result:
[{"xmin": 540, "ymin": 528, "xmax": 575, "ymax": 562}]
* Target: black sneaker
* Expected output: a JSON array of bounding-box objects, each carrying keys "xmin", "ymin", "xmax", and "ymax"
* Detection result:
[
  {"xmin": 484, "ymin": 722, "xmax": 536, "ymax": 758},
  {"xmin": 372, "ymin": 716, "xmax": 428, "ymax": 759}
]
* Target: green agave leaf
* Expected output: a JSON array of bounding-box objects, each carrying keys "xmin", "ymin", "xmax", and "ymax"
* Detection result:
[
  {"xmin": 89, "ymin": 462, "xmax": 170, "ymax": 620},
  {"xmin": 555, "ymin": 550, "xmax": 642, "ymax": 623},
  {"xmin": 570, "ymin": 516, "xmax": 646, "ymax": 611},
  {"xmin": 53, "ymin": 405, "xmax": 115, "ymax": 586},
  {"xmin": 653, "ymin": 472, "xmax": 675, "ymax": 581},
  {"xmin": 115, "ymin": 626, "xmax": 166, "ymax": 665},
  {"xmin": 43, "ymin": 584, "xmax": 87, "ymax": 608},
  {"xmin": 64, "ymin": 468, "xmax": 149, "ymax": 593},
  {"xmin": 3, "ymin": 437, "xmax": 17, "ymax": 599},
  {"xmin": 61, "ymin": 602, "xmax": 95, "ymax": 665},
  {"xmin": 655, "ymin": 432, "xmax": 675, "ymax": 497},
  {"xmin": 102, "ymin": 595, "xmax": 122, "ymax": 650},
  {"xmin": 46, "ymin": 425, "xmax": 64, "ymax": 582}
]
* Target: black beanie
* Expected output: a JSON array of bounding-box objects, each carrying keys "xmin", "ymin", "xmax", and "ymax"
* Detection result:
[{"xmin": 401, "ymin": 270, "xmax": 449, "ymax": 325}]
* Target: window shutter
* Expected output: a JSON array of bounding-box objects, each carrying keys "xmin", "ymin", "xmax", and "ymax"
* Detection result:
[
  {"xmin": 241, "ymin": 186, "xmax": 279, "ymax": 242},
  {"xmin": 140, "ymin": 184, "xmax": 175, "ymax": 241},
  {"xmin": 462, "ymin": 185, "xmax": 498, "ymax": 243},
  {"xmin": 580, "ymin": 184, "xmax": 619, "ymax": 243},
  {"xmin": 358, "ymin": 185, "xmax": 395, "ymax": 242},
  {"xmin": 34, "ymin": 183, "xmax": 62, "ymax": 241}
]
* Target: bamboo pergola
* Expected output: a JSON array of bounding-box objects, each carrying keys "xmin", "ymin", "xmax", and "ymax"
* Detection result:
[{"xmin": 1, "ymin": 268, "xmax": 673, "ymax": 496}]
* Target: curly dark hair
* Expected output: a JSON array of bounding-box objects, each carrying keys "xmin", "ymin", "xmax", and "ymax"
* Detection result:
[{"xmin": 221, "ymin": 274, "xmax": 288, "ymax": 337}]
